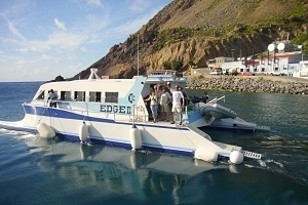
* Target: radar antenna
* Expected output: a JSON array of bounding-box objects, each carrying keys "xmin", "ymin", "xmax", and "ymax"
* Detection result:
[{"xmin": 88, "ymin": 68, "xmax": 101, "ymax": 80}]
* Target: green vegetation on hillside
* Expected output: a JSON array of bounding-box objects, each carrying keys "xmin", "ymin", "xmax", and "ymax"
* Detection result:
[
  {"xmin": 163, "ymin": 59, "xmax": 183, "ymax": 71},
  {"xmin": 156, "ymin": 0, "xmax": 308, "ymax": 52},
  {"xmin": 292, "ymin": 33, "xmax": 308, "ymax": 55},
  {"xmin": 156, "ymin": 27, "xmax": 224, "ymax": 49},
  {"xmin": 206, "ymin": 0, "xmax": 221, "ymax": 11},
  {"xmin": 157, "ymin": 15, "xmax": 308, "ymax": 54}
]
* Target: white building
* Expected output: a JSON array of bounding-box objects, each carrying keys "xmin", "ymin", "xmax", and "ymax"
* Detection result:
[
  {"xmin": 221, "ymin": 61, "xmax": 246, "ymax": 74},
  {"xmin": 207, "ymin": 56, "xmax": 234, "ymax": 71},
  {"xmin": 293, "ymin": 60, "xmax": 308, "ymax": 79},
  {"xmin": 221, "ymin": 51, "xmax": 306, "ymax": 76},
  {"xmin": 208, "ymin": 42, "xmax": 307, "ymax": 76},
  {"xmin": 257, "ymin": 51, "xmax": 303, "ymax": 75}
]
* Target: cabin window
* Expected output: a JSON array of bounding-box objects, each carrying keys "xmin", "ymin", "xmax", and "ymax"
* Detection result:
[
  {"xmin": 89, "ymin": 92, "xmax": 101, "ymax": 102},
  {"xmin": 105, "ymin": 92, "xmax": 118, "ymax": 103},
  {"xmin": 60, "ymin": 91, "xmax": 72, "ymax": 101},
  {"xmin": 36, "ymin": 90, "xmax": 45, "ymax": 100},
  {"xmin": 74, "ymin": 91, "xmax": 85, "ymax": 101}
]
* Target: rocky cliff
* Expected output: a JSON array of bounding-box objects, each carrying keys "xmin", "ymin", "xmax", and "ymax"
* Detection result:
[{"xmin": 69, "ymin": 0, "xmax": 308, "ymax": 80}]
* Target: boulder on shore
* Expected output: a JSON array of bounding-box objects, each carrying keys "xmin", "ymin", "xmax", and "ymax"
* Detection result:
[{"xmin": 187, "ymin": 75, "xmax": 308, "ymax": 95}]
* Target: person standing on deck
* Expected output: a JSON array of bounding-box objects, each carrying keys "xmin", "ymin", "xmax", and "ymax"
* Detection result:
[
  {"xmin": 166, "ymin": 82, "xmax": 173, "ymax": 113},
  {"xmin": 145, "ymin": 90, "xmax": 159, "ymax": 123},
  {"xmin": 202, "ymin": 91, "xmax": 209, "ymax": 103},
  {"xmin": 160, "ymin": 87, "xmax": 172, "ymax": 121},
  {"xmin": 179, "ymin": 87, "xmax": 189, "ymax": 107},
  {"xmin": 171, "ymin": 85, "xmax": 184, "ymax": 124},
  {"xmin": 155, "ymin": 84, "xmax": 163, "ymax": 120},
  {"xmin": 48, "ymin": 89, "xmax": 58, "ymax": 108}
]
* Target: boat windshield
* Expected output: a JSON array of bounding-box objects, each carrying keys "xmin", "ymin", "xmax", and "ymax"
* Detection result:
[{"xmin": 36, "ymin": 90, "xmax": 45, "ymax": 100}]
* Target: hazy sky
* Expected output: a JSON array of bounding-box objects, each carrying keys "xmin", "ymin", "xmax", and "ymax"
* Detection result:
[{"xmin": 0, "ymin": 0, "xmax": 171, "ymax": 82}]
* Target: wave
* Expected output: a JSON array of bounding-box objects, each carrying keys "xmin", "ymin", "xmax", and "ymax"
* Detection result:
[{"xmin": 0, "ymin": 128, "xmax": 36, "ymax": 139}]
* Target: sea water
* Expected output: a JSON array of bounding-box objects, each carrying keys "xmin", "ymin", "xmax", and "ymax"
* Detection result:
[{"xmin": 0, "ymin": 82, "xmax": 307, "ymax": 205}]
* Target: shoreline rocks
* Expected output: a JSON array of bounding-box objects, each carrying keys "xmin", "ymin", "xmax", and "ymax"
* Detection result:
[{"xmin": 187, "ymin": 75, "xmax": 308, "ymax": 95}]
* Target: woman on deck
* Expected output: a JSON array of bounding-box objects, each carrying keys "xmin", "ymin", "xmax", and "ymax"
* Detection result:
[{"xmin": 145, "ymin": 90, "xmax": 159, "ymax": 123}]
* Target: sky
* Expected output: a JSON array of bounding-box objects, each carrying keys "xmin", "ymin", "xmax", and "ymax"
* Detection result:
[{"xmin": 0, "ymin": 0, "xmax": 171, "ymax": 82}]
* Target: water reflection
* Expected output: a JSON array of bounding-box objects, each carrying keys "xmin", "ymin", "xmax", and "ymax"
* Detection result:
[
  {"xmin": 33, "ymin": 138, "xmax": 231, "ymax": 176},
  {"xmin": 25, "ymin": 137, "xmax": 246, "ymax": 203},
  {"xmin": 2, "ymin": 132, "xmax": 308, "ymax": 204}
]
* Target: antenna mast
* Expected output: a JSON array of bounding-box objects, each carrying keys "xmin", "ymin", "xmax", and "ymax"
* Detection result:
[{"xmin": 137, "ymin": 35, "xmax": 140, "ymax": 76}]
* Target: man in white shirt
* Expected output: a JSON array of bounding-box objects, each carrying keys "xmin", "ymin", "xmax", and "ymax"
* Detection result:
[{"xmin": 171, "ymin": 85, "xmax": 184, "ymax": 124}]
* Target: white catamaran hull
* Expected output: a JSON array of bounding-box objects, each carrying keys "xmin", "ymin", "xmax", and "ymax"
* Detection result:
[
  {"xmin": 2, "ymin": 105, "xmax": 241, "ymax": 157},
  {"xmin": 193, "ymin": 101, "xmax": 270, "ymax": 132}
]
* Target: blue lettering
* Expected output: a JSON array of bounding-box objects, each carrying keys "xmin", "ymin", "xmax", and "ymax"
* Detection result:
[
  {"xmin": 100, "ymin": 105, "xmax": 106, "ymax": 112},
  {"xmin": 107, "ymin": 105, "xmax": 113, "ymax": 112},
  {"xmin": 100, "ymin": 104, "xmax": 132, "ymax": 114},
  {"xmin": 119, "ymin": 106, "xmax": 125, "ymax": 114},
  {"xmin": 127, "ymin": 106, "xmax": 132, "ymax": 114},
  {"xmin": 113, "ymin": 105, "xmax": 118, "ymax": 113}
]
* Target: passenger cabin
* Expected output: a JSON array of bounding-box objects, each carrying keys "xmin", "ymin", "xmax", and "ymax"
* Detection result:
[{"xmin": 31, "ymin": 69, "xmax": 188, "ymax": 123}]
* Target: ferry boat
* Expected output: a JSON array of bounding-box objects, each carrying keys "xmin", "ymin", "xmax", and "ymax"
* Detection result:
[{"xmin": 0, "ymin": 69, "xmax": 263, "ymax": 164}]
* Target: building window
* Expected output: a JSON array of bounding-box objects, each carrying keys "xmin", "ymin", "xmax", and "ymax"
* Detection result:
[
  {"xmin": 105, "ymin": 92, "xmax": 118, "ymax": 103},
  {"xmin": 89, "ymin": 92, "xmax": 101, "ymax": 102},
  {"xmin": 74, "ymin": 91, "xmax": 85, "ymax": 101}
]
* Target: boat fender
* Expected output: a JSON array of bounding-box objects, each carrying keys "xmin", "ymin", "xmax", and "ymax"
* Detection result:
[
  {"xmin": 194, "ymin": 148, "xmax": 218, "ymax": 162},
  {"xmin": 129, "ymin": 124, "xmax": 142, "ymax": 151},
  {"xmin": 79, "ymin": 122, "xmax": 88, "ymax": 143},
  {"xmin": 37, "ymin": 122, "xmax": 55, "ymax": 138},
  {"xmin": 229, "ymin": 150, "xmax": 244, "ymax": 164}
]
